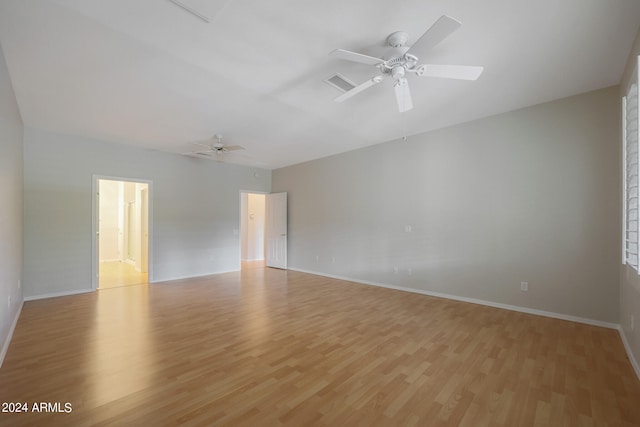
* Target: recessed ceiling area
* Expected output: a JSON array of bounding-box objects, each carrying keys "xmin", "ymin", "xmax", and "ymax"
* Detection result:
[{"xmin": 0, "ymin": 0, "xmax": 639, "ymax": 169}]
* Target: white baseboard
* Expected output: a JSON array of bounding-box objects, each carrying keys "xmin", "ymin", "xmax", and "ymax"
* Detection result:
[
  {"xmin": 618, "ymin": 326, "xmax": 640, "ymax": 380},
  {"xmin": 24, "ymin": 288, "xmax": 94, "ymax": 301},
  {"xmin": 1, "ymin": 300, "xmax": 23, "ymax": 368},
  {"xmin": 288, "ymin": 267, "xmax": 620, "ymax": 330}
]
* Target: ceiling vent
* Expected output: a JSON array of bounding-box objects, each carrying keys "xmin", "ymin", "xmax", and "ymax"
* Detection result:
[{"xmin": 324, "ymin": 73, "xmax": 356, "ymax": 93}]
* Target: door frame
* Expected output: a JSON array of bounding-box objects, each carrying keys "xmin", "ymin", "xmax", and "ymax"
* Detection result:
[
  {"xmin": 92, "ymin": 175, "xmax": 154, "ymax": 290},
  {"xmin": 140, "ymin": 187, "xmax": 149, "ymax": 273}
]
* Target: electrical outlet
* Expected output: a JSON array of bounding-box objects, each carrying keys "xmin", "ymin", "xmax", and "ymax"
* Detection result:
[
  {"xmin": 332, "ymin": 256, "xmax": 335, "ymax": 264},
  {"xmin": 17, "ymin": 280, "xmax": 20, "ymax": 289},
  {"xmin": 315, "ymin": 255, "xmax": 319, "ymax": 262},
  {"xmin": 393, "ymin": 267, "xmax": 399, "ymax": 274},
  {"xmin": 520, "ymin": 282, "xmax": 528, "ymax": 291},
  {"xmin": 407, "ymin": 268, "xmax": 412, "ymax": 276},
  {"xmin": 632, "ymin": 315, "xmax": 635, "ymax": 331},
  {"xmin": 7, "ymin": 296, "xmax": 11, "ymax": 308},
  {"xmin": 404, "ymin": 225, "xmax": 412, "ymax": 233}
]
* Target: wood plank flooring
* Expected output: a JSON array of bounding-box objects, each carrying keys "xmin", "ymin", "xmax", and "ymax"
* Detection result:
[
  {"xmin": 98, "ymin": 260, "xmax": 147, "ymax": 289},
  {"xmin": 1, "ymin": 267, "xmax": 638, "ymax": 426}
]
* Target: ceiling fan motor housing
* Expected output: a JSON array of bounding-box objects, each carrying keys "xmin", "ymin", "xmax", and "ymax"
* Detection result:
[{"xmin": 381, "ymin": 54, "xmax": 419, "ymax": 78}]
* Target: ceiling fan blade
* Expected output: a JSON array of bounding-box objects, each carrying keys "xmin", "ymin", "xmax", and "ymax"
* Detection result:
[
  {"xmin": 190, "ymin": 141, "xmax": 213, "ymax": 149},
  {"xmin": 394, "ymin": 78, "xmax": 413, "ymax": 113},
  {"xmin": 222, "ymin": 145, "xmax": 245, "ymax": 152},
  {"xmin": 329, "ymin": 49, "xmax": 385, "ymax": 65},
  {"xmin": 419, "ymin": 64, "xmax": 484, "ymax": 80},
  {"xmin": 406, "ymin": 15, "xmax": 462, "ymax": 58},
  {"xmin": 182, "ymin": 151, "xmax": 214, "ymax": 159},
  {"xmin": 334, "ymin": 76, "xmax": 383, "ymax": 102}
]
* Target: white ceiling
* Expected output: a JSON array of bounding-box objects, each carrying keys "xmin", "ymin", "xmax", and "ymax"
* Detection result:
[{"xmin": 0, "ymin": 0, "xmax": 639, "ymax": 169}]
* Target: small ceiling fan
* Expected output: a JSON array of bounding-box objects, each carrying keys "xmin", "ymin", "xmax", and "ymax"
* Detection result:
[
  {"xmin": 329, "ymin": 15, "xmax": 484, "ymax": 113},
  {"xmin": 186, "ymin": 134, "xmax": 244, "ymax": 161}
]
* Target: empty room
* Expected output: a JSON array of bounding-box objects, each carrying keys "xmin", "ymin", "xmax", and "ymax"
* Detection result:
[{"xmin": 1, "ymin": 0, "xmax": 640, "ymax": 425}]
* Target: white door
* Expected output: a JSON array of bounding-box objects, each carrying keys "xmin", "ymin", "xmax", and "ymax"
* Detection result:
[{"xmin": 266, "ymin": 192, "xmax": 287, "ymax": 269}]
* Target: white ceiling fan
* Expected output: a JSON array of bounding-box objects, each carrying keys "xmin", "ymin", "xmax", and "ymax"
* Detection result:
[
  {"xmin": 329, "ymin": 15, "xmax": 484, "ymax": 113},
  {"xmin": 186, "ymin": 134, "xmax": 245, "ymax": 161}
]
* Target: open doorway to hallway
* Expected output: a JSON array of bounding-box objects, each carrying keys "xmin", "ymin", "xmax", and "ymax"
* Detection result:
[
  {"xmin": 97, "ymin": 179, "xmax": 149, "ymax": 289},
  {"xmin": 240, "ymin": 192, "xmax": 266, "ymax": 270}
]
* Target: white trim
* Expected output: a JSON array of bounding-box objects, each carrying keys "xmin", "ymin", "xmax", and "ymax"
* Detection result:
[
  {"xmin": 24, "ymin": 288, "xmax": 93, "ymax": 301},
  {"xmin": 0, "ymin": 300, "xmax": 23, "ymax": 368},
  {"xmin": 618, "ymin": 326, "xmax": 640, "ymax": 380},
  {"xmin": 288, "ymin": 267, "xmax": 620, "ymax": 330},
  {"xmin": 92, "ymin": 176, "xmax": 98, "ymax": 289}
]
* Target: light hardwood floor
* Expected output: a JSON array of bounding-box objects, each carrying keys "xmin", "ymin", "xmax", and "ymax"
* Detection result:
[
  {"xmin": 98, "ymin": 260, "xmax": 148, "ymax": 289},
  {"xmin": 1, "ymin": 267, "xmax": 639, "ymax": 426}
]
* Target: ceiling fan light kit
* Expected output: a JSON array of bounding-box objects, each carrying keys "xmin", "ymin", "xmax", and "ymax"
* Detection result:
[{"xmin": 329, "ymin": 15, "xmax": 484, "ymax": 113}]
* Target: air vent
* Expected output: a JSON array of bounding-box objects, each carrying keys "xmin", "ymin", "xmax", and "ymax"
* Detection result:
[{"xmin": 324, "ymin": 73, "xmax": 356, "ymax": 93}]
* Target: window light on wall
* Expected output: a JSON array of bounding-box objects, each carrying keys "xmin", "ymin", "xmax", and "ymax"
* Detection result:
[{"xmin": 623, "ymin": 56, "xmax": 640, "ymax": 272}]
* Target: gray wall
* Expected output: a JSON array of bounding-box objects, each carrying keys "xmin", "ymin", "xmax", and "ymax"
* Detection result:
[
  {"xmin": 273, "ymin": 86, "xmax": 620, "ymax": 323},
  {"xmin": 620, "ymin": 26, "xmax": 640, "ymax": 374},
  {"xmin": 0, "ymin": 43, "xmax": 23, "ymax": 357},
  {"xmin": 23, "ymin": 128, "xmax": 271, "ymax": 298}
]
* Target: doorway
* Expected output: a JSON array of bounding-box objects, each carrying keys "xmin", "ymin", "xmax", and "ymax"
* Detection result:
[
  {"xmin": 240, "ymin": 191, "xmax": 287, "ymax": 270},
  {"xmin": 240, "ymin": 192, "xmax": 266, "ymax": 270},
  {"xmin": 95, "ymin": 178, "xmax": 150, "ymax": 289}
]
